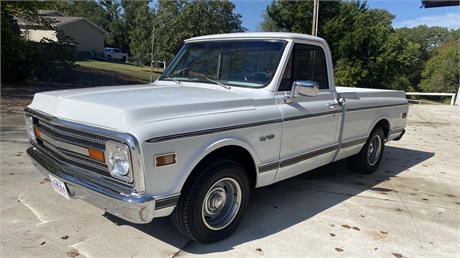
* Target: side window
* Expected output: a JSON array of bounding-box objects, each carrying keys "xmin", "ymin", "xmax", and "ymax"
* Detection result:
[{"xmin": 278, "ymin": 43, "xmax": 329, "ymax": 91}]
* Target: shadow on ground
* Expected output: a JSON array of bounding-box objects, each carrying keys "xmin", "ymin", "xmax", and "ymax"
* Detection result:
[{"xmin": 105, "ymin": 145, "xmax": 434, "ymax": 252}]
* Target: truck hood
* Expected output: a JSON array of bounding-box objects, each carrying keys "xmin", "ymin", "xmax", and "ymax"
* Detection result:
[{"xmin": 28, "ymin": 84, "xmax": 255, "ymax": 132}]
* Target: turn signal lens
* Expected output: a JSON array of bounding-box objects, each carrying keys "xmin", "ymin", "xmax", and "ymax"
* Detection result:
[
  {"xmin": 155, "ymin": 153, "xmax": 177, "ymax": 167},
  {"xmin": 34, "ymin": 128, "xmax": 41, "ymax": 138},
  {"xmin": 89, "ymin": 148, "xmax": 105, "ymax": 162}
]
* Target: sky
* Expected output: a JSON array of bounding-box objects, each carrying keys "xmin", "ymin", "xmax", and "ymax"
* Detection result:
[{"xmin": 231, "ymin": 0, "xmax": 460, "ymax": 31}]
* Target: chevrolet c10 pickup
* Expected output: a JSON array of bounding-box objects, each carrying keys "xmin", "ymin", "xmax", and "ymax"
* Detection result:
[{"xmin": 25, "ymin": 32, "xmax": 408, "ymax": 243}]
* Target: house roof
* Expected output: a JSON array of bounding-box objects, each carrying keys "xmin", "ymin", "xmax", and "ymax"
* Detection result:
[
  {"xmin": 51, "ymin": 16, "xmax": 108, "ymax": 34},
  {"xmin": 18, "ymin": 15, "xmax": 108, "ymax": 35},
  {"xmin": 421, "ymin": 0, "xmax": 460, "ymax": 8}
]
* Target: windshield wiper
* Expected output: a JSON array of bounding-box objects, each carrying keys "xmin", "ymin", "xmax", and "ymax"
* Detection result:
[
  {"xmin": 205, "ymin": 78, "xmax": 231, "ymax": 89},
  {"xmin": 164, "ymin": 67, "xmax": 190, "ymax": 84}
]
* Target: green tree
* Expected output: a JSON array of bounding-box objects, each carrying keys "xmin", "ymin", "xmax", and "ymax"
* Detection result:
[
  {"xmin": 419, "ymin": 40, "xmax": 459, "ymax": 93},
  {"xmin": 153, "ymin": 0, "xmax": 246, "ymax": 63},
  {"xmin": 129, "ymin": 1, "xmax": 154, "ymax": 61}
]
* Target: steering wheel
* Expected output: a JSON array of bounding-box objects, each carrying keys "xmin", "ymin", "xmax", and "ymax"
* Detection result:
[{"xmin": 250, "ymin": 72, "xmax": 270, "ymax": 82}]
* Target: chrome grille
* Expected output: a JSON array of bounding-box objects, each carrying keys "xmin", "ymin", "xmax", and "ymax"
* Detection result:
[
  {"xmin": 40, "ymin": 120, "xmax": 108, "ymax": 144},
  {"xmin": 34, "ymin": 118, "xmax": 115, "ymax": 180}
]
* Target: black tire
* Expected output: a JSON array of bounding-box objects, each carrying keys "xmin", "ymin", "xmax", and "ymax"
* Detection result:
[
  {"xmin": 171, "ymin": 158, "xmax": 250, "ymax": 243},
  {"xmin": 107, "ymin": 55, "xmax": 111, "ymax": 61},
  {"xmin": 347, "ymin": 126, "xmax": 385, "ymax": 174},
  {"xmin": 122, "ymin": 56, "xmax": 127, "ymax": 62}
]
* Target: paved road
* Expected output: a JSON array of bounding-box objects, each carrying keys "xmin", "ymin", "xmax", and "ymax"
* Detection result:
[{"xmin": 1, "ymin": 103, "xmax": 459, "ymax": 258}]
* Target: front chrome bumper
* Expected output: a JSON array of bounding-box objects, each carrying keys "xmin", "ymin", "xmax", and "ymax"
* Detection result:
[{"xmin": 27, "ymin": 147, "xmax": 177, "ymax": 224}]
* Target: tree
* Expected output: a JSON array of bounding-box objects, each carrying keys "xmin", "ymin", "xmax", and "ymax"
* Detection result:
[
  {"xmin": 153, "ymin": 0, "xmax": 246, "ymax": 63},
  {"xmin": 419, "ymin": 40, "xmax": 459, "ymax": 93},
  {"xmin": 129, "ymin": 1, "xmax": 154, "ymax": 61}
]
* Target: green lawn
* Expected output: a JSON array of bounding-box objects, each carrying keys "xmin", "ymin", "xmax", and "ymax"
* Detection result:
[{"xmin": 76, "ymin": 60, "xmax": 164, "ymax": 84}]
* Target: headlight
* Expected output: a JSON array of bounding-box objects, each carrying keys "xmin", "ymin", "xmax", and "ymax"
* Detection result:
[
  {"xmin": 25, "ymin": 116, "xmax": 37, "ymax": 143},
  {"xmin": 105, "ymin": 141, "xmax": 131, "ymax": 181}
]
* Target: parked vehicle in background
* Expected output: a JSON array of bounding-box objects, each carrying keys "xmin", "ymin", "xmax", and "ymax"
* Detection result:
[
  {"xmin": 104, "ymin": 48, "xmax": 128, "ymax": 62},
  {"xmin": 25, "ymin": 32, "xmax": 408, "ymax": 244}
]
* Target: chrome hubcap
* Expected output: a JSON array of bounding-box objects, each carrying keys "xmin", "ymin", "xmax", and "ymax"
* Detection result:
[
  {"xmin": 202, "ymin": 178, "xmax": 242, "ymax": 230},
  {"xmin": 368, "ymin": 135, "xmax": 382, "ymax": 166}
]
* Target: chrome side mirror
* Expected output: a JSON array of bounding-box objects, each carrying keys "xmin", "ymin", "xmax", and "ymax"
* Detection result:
[{"xmin": 285, "ymin": 80, "xmax": 319, "ymax": 104}]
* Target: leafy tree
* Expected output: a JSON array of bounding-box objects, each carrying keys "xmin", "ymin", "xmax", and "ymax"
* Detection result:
[
  {"xmin": 419, "ymin": 40, "xmax": 459, "ymax": 93},
  {"xmin": 153, "ymin": 0, "xmax": 246, "ymax": 63},
  {"xmin": 129, "ymin": 1, "xmax": 154, "ymax": 61}
]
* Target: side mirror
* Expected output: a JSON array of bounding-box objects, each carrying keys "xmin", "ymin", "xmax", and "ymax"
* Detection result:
[{"xmin": 285, "ymin": 80, "xmax": 319, "ymax": 104}]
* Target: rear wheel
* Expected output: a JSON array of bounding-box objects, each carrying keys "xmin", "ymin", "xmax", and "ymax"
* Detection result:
[
  {"xmin": 171, "ymin": 158, "xmax": 250, "ymax": 243},
  {"xmin": 122, "ymin": 56, "xmax": 127, "ymax": 62},
  {"xmin": 347, "ymin": 126, "xmax": 385, "ymax": 174},
  {"xmin": 107, "ymin": 55, "xmax": 111, "ymax": 61}
]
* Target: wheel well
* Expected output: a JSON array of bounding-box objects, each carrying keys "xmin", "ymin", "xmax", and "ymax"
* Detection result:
[
  {"xmin": 187, "ymin": 146, "xmax": 257, "ymax": 189},
  {"xmin": 375, "ymin": 119, "xmax": 390, "ymax": 139}
]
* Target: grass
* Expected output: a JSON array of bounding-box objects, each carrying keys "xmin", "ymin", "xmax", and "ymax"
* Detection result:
[
  {"xmin": 76, "ymin": 60, "xmax": 164, "ymax": 84},
  {"xmin": 1, "ymin": 60, "xmax": 164, "ymax": 106}
]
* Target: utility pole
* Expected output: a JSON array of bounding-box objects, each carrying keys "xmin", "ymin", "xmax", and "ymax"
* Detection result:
[
  {"xmin": 150, "ymin": 26, "xmax": 154, "ymax": 84},
  {"xmin": 311, "ymin": 0, "xmax": 319, "ymax": 36}
]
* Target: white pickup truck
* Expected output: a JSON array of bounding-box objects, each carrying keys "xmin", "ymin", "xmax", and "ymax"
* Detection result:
[
  {"xmin": 25, "ymin": 32, "xmax": 408, "ymax": 243},
  {"xmin": 104, "ymin": 47, "xmax": 128, "ymax": 62}
]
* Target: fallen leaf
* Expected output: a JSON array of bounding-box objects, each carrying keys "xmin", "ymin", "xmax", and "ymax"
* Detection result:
[
  {"xmin": 61, "ymin": 235, "xmax": 69, "ymax": 240},
  {"xmin": 341, "ymin": 225, "xmax": 350, "ymax": 229},
  {"xmin": 335, "ymin": 248, "xmax": 344, "ymax": 252},
  {"xmin": 430, "ymin": 242, "xmax": 433, "ymax": 244},
  {"xmin": 447, "ymin": 194, "xmax": 455, "ymax": 197},
  {"xmin": 352, "ymin": 227, "xmax": 360, "ymax": 231},
  {"xmin": 330, "ymin": 224, "xmax": 335, "ymax": 227},
  {"xmin": 15, "ymin": 154, "xmax": 22, "ymax": 156},
  {"xmin": 396, "ymin": 208, "xmax": 402, "ymax": 211},
  {"xmin": 374, "ymin": 248, "xmax": 378, "ymax": 250},
  {"xmin": 422, "ymin": 165, "xmax": 428, "ymax": 167},
  {"xmin": 67, "ymin": 251, "xmax": 79, "ymax": 257},
  {"xmin": 330, "ymin": 233, "xmax": 336, "ymax": 237},
  {"xmin": 380, "ymin": 193, "xmax": 388, "ymax": 195},
  {"xmin": 422, "ymin": 198, "xmax": 428, "ymax": 201},
  {"xmin": 256, "ymin": 248, "xmax": 262, "ymax": 252},
  {"xmin": 392, "ymin": 253, "xmax": 403, "ymax": 258},
  {"xmin": 360, "ymin": 215, "xmax": 365, "ymax": 218},
  {"xmin": 9, "ymin": 173, "xmax": 14, "ymax": 175},
  {"xmin": 42, "ymin": 178, "xmax": 51, "ymax": 183},
  {"xmin": 380, "ymin": 231, "xmax": 388, "ymax": 234},
  {"xmin": 40, "ymin": 241, "xmax": 46, "ymax": 245},
  {"xmin": 413, "ymin": 189, "xmax": 419, "ymax": 191}
]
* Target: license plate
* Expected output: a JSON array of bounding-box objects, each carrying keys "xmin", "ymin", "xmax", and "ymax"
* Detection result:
[{"xmin": 50, "ymin": 175, "xmax": 70, "ymax": 200}]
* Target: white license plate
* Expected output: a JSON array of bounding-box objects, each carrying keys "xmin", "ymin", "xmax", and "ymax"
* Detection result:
[{"xmin": 50, "ymin": 175, "xmax": 70, "ymax": 200}]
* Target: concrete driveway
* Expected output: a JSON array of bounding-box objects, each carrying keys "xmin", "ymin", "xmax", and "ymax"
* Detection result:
[{"xmin": 1, "ymin": 103, "xmax": 459, "ymax": 258}]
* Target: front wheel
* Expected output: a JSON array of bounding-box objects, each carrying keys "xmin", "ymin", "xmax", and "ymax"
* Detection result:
[
  {"xmin": 122, "ymin": 56, "xmax": 127, "ymax": 62},
  {"xmin": 171, "ymin": 158, "xmax": 250, "ymax": 243},
  {"xmin": 347, "ymin": 126, "xmax": 385, "ymax": 174}
]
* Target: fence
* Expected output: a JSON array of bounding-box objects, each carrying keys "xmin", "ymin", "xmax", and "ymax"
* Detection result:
[{"xmin": 405, "ymin": 92, "xmax": 457, "ymax": 105}]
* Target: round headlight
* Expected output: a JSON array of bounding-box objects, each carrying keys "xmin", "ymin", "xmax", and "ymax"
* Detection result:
[{"xmin": 110, "ymin": 146, "xmax": 130, "ymax": 176}]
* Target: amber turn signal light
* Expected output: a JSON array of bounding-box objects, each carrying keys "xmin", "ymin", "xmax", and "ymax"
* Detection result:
[
  {"xmin": 88, "ymin": 148, "xmax": 105, "ymax": 162},
  {"xmin": 155, "ymin": 153, "xmax": 177, "ymax": 167},
  {"xmin": 34, "ymin": 128, "xmax": 41, "ymax": 138}
]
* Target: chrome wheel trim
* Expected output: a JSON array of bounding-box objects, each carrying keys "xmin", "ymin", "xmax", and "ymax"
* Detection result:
[
  {"xmin": 202, "ymin": 177, "xmax": 242, "ymax": 231},
  {"xmin": 367, "ymin": 135, "xmax": 382, "ymax": 166}
]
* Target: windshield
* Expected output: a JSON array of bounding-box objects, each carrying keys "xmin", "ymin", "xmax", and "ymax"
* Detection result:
[{"xmin": 159, "ymin": 40, "xmax": 286, "ymax": 88}]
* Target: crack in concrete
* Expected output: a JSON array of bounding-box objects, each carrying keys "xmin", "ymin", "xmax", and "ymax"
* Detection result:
[{"xmin": 171, "ymin": 240, "xmax": 192, "ymax": 258}]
